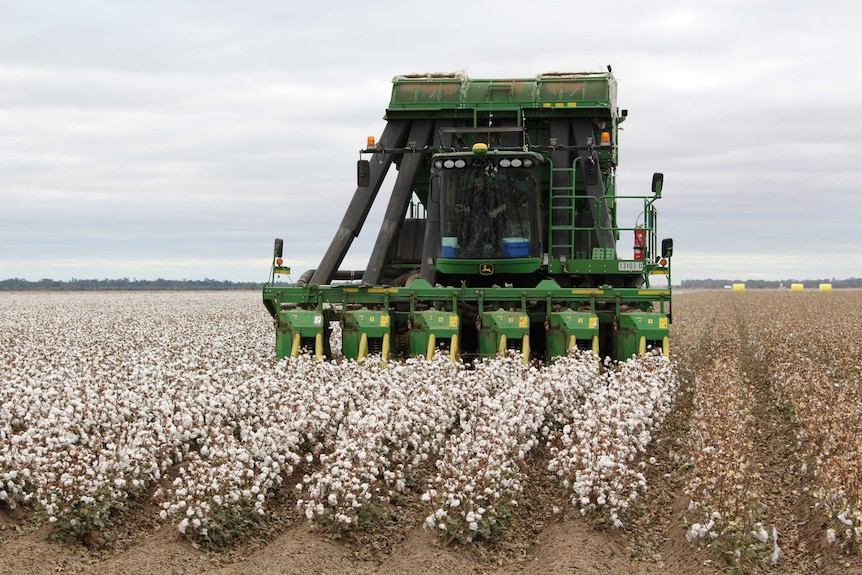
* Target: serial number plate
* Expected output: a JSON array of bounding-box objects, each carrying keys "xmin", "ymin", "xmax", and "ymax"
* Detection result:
[{"xmin": 618, "ymin": 261, "xmax": 644, "ymax": 271}]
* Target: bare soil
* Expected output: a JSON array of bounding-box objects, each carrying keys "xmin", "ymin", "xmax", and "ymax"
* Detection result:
[{"xmin": 0, "ymin": 512, "xmax": 713, "ymax": 575}]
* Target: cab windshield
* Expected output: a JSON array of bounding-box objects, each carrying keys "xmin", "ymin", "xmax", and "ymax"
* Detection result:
[{"xmin": 439, "ymin": 161, "xmax": 542, "ymax": 260}]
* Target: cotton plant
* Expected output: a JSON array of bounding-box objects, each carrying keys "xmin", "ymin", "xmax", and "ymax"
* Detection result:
[
  {"xmin": 296, "ymin": 354, "xmax": 466, "ymax": 529},
  {"xmin": 547, "ymin": 353, "xmax": 676, "ymax": 525},
  {"xmin": 423, "ymin": 351, "xmax": 677, "ymax": 542},
  {"xmin": 1, "ymin": 292, "xmax": 682, "ymax": 546}
]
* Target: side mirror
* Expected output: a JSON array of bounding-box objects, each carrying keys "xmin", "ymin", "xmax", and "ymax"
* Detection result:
[
  {"xmin": 274, "ymin": 238, "xmax": 284, "ymax": 259},
  {"xmin": 357, "ymin": 160, "xmax": 370, "ymax": 188},
  {"xmin": 661, "ymin": 237, "xmax": 673, "ymax": 258},
  {"xmin": 651, "ymin": 172, "xmax": 664, "ymax": 198}
]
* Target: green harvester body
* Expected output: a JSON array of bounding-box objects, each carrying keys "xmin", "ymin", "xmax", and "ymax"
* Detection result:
[{"xmin": 264, "ymin": 70, "xmax": 673, "ymax": 363}]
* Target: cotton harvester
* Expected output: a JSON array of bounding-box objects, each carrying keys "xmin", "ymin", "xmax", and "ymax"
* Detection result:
[{"xmin": 263, "ymin": 69, "xmax": 673, "ymax": 363}]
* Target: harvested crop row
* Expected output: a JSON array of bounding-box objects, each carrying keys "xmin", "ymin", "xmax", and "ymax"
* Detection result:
[
  {"xmin": 671, "ymin": 289, "xmax": 862, "ymax": 572},
  {"xmin": 736, "ymin": 291, "xmax": 862, "ymax": 546},
  {"xmin": 681, "ymin": 307, "xmax": 764, "ymax": 549}
]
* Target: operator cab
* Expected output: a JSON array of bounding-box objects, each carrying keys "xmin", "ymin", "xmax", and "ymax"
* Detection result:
[{"xmin": 433, "ymin": 148, "xmax": 544, "ymax": 270}]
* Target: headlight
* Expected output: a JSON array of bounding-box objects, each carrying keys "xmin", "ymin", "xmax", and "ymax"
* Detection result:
[{"xmin": 499, "ymin": 159, "xmax": 511, "ymax": 168}]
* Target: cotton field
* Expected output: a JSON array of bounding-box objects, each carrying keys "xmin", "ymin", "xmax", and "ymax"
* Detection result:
[
  {"xmin": 3, "ymin": 289, "xmax": 862, "ymax": 573},
  {"xmin": 671, "ymin": 289, "xmax": 862, "ymax": 572},
  {"xmin": 0, "ymin": 291, "xmax": 678, "ymax": 546}
]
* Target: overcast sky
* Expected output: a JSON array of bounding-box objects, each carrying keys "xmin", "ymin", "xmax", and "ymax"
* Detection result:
[{"xmin": 2, "ymin": 0, "xmax": 860, "ymax": 283}]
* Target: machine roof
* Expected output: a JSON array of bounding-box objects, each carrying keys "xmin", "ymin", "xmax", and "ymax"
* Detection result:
[{"xmin": 388, "ymin": 71, "xmax": 617, "ymax": 114}]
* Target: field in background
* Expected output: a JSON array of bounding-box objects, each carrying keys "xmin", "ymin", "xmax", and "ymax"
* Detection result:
[
  {"xmin": 1, "ymin": 290, "xmax": 860, "ymax": 575},
  {"xmin": 669, "ymin": 289, "xmax": 861, "ymax": 573}
]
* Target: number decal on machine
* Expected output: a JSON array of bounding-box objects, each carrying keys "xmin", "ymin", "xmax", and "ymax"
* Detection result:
[{"xmin": 618, "ymin": 261, "xmax": 644, "ymax": 271}]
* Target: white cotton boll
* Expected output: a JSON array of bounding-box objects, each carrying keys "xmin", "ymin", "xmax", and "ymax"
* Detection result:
[
  {"xmin": 837, "ymin": 508, "xmax": 854, "ymax": 527},
  {"xmin": 178, "ymin": 518, "xmax": 189, "ymax": 534},
  {"xmin": 686, "ymin": 523, "xmax": 703, "ymax": 542},
  {"xmin": 752, "ymin": 524, "xmax": 769, "ymax": 544},
  {"xmin": 826, "ymin": 528, "xmax": 837, "ymax": 544}
]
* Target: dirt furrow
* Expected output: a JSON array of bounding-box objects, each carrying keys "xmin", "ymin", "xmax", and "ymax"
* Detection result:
[{"xmin": 730, "ymin": 302, "xmax": 819, "ymax": 573}]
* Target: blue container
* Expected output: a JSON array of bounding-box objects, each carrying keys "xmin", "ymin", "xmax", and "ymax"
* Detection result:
[
  {"xmin": 503, "ymin": 238, "xmax": 530, "ymax": 258},
  {"xmin": 441, "ymin": 237, "xmax": 459, "ymax": 258}
]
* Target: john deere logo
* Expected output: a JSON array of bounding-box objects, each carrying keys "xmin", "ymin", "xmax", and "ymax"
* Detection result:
[{"xmin": 479, "ymin": 263, "xmax": 494, "ymax": 276}]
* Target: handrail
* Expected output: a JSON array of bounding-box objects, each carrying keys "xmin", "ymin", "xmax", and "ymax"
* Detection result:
[{"xmin": 546, "ymin": 161, "xmax": 659, "ymax": 261}]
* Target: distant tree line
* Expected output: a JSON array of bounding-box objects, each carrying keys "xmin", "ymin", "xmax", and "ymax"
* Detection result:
[
  {"xmin": 0, "ymin": 278, "xmax": 261, "ymax": 291},
  {"xmin": 4, "ymin": 277, "xmax": 861, "ymax": 291},
  {"xmin": 679, "ymin": 278, "xmax": 862, "ymax": 289}
]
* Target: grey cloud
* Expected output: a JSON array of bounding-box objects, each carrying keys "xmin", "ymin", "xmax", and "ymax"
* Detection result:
[{"xmin": 2, "ymin": 0, "xmax": 860, "ymax": 281}]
